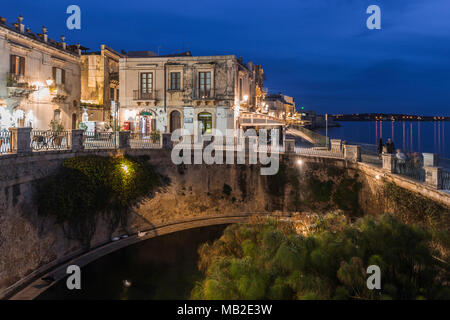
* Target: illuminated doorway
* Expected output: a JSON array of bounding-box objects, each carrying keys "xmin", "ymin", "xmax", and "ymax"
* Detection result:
[{"xmin": 198, "ymin": 112, "xmax": 212, "ymax": 135}]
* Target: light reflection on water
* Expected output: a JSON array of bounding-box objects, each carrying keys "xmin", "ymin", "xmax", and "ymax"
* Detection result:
[{"xmin": 319, "ymin": 121, "xmax": 448, "ymax": 158}]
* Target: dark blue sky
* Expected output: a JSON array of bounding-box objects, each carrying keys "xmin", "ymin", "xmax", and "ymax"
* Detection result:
[{"xmin": 5, "ymin": 0, "xmax": 450, "ymax": 115}]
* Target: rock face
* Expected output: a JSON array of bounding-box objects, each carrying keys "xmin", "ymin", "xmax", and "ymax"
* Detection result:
[{"xmin": 0, "ymin": 149, "xmax": 448, "ymax": 298}]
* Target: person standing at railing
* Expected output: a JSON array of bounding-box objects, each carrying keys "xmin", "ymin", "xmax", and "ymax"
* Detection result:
[
  {"xmin": 386, "ymin": 138, "xmax": 395, "ymax": 154},
  {"xmin": 377, "ymin": 138, "xmax": 383, "ymax": 157}
]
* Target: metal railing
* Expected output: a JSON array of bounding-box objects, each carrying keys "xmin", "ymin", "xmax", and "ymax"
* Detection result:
[
  {"xmin": 133, "ymin": 90, "xmax": 159, "ymax": 100},
  {"xmin": 394, "ymin": 153, "xmax": 425, "ymax": 182},
  {"xmin": 193, "ymin": 88, "xmax": 216, "ymax": 100},
  {"xmin": 0, "ymin": 130, "xmax": 11, "ymax": 154},
  {"xmin": 442, "ymin": 170, "xmax": 450, "ymax": 190},
  {"xmin": 30, "ymin": 130, "xmax": 70, "ymax": 151},
  {"xmin": 130, "ymin": 132, "xmax": 162, "ymax": 149},
  {"xmin": 83, "ymin": 132, "xmax": 116, "ymax": 149}
]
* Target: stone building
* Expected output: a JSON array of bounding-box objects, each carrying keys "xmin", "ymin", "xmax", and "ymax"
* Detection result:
[
  {"xmin": 80, "ymin": 45, "xmax": 122, "ymax": 122},
  {"xmin": 118, "ymin": 51, "xmax": 263, "ymax": 139},
  {"xmin": 264, "ymin": 93, "xmax": 295, "ymax": 120},
  {"xmin": 0, "ymin": 15, "xmax": 81, "ymax": 131}
]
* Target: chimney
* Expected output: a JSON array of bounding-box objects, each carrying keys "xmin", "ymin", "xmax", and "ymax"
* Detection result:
[
  {"xmin": 61, "ymin": 36, "xmax": 66, "ymax": 50},
  {"xmin": 76, "ymin": 44, "xmax": 81, "ymax": 56},
  {"xmin": 42, "ymin": 26, "xmax": 48, "ymax": 42},
  {"xmin": 18, "ymin": 15, "xmax": 24, "ymax": 33}
]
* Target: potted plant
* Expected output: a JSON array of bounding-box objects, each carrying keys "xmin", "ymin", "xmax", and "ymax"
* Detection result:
[{"xmin": 49, "ymin": 120, "xmax": 65, "ymax": 146}]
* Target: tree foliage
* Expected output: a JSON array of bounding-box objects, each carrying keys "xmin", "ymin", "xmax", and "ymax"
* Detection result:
[{"xmin": 192, "ymin": 214, "xmax": 449, "ymax": 300}]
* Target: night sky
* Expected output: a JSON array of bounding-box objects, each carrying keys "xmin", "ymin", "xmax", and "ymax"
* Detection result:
[{"xmin": 4, "ymin": 0, "xmax": 450, "ymax": 115}]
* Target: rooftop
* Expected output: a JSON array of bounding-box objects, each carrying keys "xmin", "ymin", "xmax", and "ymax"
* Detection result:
[{"xmin": 0, "ymin": 15, "xmax": 80, "ymax": 56}]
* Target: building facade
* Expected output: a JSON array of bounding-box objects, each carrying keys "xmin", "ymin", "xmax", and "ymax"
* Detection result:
[
  {"xmin": 0, "ymin": 16, "xmax": 81, "ymax": 131},
  {"xmin": 80, "ymin": 45, "xmax": 122, "ymax": 122},
  {"xmin": 119, "ymin": 51, "xmax": 263, "ymax": 139},
  {"xmin": 264, "ymin": 93, "xmax": 296, "ymax": 121}
]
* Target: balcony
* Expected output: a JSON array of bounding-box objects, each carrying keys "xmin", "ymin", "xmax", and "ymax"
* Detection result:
[
  {"xmin": 133, "ymin": 90, "xmax": 159, "ymax": 101},
  {"xmin": 6, "ymin": 73, "xmax": 36, "ymax": 98},
  {"xmin": 192, "ymin": 89, "xmax": 216, "ymax": 100},
  {"xmin": 50, "ymin": 84, "xmax": 69, "ymax": 101}
]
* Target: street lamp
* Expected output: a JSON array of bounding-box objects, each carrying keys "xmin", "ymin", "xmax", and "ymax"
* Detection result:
[{"xmin": 46, "ymin": 78, "xmax": 53, "ymax": 86}]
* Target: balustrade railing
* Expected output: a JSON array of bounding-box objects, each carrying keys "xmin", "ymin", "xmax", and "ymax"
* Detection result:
[
  {"xmin": 130, "ymin": 132, "xmax": 162, "ymax": 149},
  {"xmin": 30, "ymin": 130, "xmax": 70, "ymax": 151},
  {"xmin": 295, "ymin": 146, "xmax": 344, "ymax": 159},
  {"xmin": 83, "ymin": 131, "xmax": 116, "ymax": 149},
  {"xmin": 0, "ymin": 130, "xmax": 11, "ymax": 154},
  {"xmin": 442, "ymin": 170, "xmax": 450, "ymax": 190},
  {"xmin": 393, "ymin": 153, "xmax": 426, "ymax": 182}
]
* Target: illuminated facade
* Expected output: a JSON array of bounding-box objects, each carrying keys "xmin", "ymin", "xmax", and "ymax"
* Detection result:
[
  {"xmin": 118, "ymin": 51, "xmax": 262, "ymax": 138},
  {"xmin": 0, "ymin": 16, "xmax": 81, "ymax": 131},
  {"xmin": 81, "ymin": 45, "xmax": 122, "ymax": 122}
]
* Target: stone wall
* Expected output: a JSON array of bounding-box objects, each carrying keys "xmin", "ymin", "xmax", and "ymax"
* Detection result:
[{"xmin": 0, "ymin": 149, "xmax": 449, "ymax": 299}]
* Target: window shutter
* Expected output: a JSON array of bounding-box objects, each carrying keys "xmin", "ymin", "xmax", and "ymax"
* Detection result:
[
  {"xmin": 52, "ymin": 67, "xmax": 56, "ymax": 81},
  {"xmin": 61, "ymin": 69, "xmax": 66, "ymax": 84},
  {"xmin": 19, "ymin": 57, "xmax": 25, "ymax": 76},
  {"xmin": 10, "ymin": 55, "xmax": 16, "ymax": 74}
]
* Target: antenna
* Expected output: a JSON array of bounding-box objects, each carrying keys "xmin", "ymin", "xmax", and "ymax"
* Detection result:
[
  {"xmin": 157, "ymin": 45, "xmax": 162, "ymax": 55},
  {"xmin": 181, "ymin": 37, "xmax": 191, "ymax": 52}
]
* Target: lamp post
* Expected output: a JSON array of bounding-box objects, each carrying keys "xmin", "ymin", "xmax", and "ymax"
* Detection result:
[{"xmin": 325, "ymin": 113, "xmax": 328, "ymax": 149}]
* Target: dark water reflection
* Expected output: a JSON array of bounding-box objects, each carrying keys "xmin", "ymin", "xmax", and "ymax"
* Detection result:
[
  {"xmin": 318, "ymin": 121, "xmax": 448, "ymax": 158},
  {"xmin": 37, "ymin": 225, "xmax": 228, "ymax": 300}
]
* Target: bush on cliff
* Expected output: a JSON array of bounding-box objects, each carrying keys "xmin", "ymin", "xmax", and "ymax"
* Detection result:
[
  {"xmin": 191, "ymin": 214, "xmax": 450, "ymax": 300},
  {"xmin": 36, "ymin": 155, "xmax": 159, "ymax": 245}
]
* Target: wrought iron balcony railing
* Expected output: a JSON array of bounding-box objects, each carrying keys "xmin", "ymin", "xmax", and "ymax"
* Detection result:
[
  {"xmin": 133, "ymin": 90, "xmax": 159, "ymax": 101},
  {"xmin": 193, "ymin": 88, "xmax": 216, "ymax": 100},
  {"xmin": 6, "ymin": 72, "xmax": 34, "ymax": 89}
]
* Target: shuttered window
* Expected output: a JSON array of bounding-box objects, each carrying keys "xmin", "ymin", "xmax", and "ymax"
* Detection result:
[
  {"xmin": 199, "ymin": 72, "xmax": 211, "ymax": 97},
  {"xmin": 140, "ymin": 73, "xmax": 153, "ymax": 93},
  {"xmin": 170, "ymin": 72, "xmax": 181, "ymax": 90},
  {"xmin": 10, "ymin": 55, "xmax": 25, "ymax": 76},
  {"xmin": 52, "ymin": 67, "xmax": 65, "ymax": 85}
]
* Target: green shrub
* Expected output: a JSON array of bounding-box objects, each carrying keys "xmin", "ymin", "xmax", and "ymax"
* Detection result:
[{"xmin": 193, "ymin": 214, "xmax": 449, "ymax": 300}]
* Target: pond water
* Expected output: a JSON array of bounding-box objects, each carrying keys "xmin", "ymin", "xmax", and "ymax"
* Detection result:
[{"xmin": 37, "ymin": 225, "xmax": 228, "ymax": 300}]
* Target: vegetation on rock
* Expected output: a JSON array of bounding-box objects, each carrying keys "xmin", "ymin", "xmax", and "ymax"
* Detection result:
[
  {"xmin": 36, "ymin": 155, "xmax": 159, "ymax": 246},
  {"xmin": 192, "ymin": 213, "xmax": 449, "ymax": 300}
]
